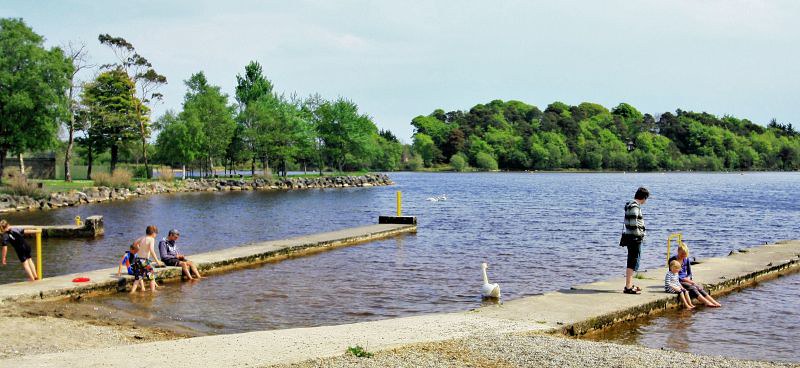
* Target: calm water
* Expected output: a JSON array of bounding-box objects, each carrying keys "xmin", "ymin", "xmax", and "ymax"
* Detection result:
[
  {"xmin": 2, "ymin": 173, "xmax": 799, "ymax": 339},
  {"xmin": 586, "ymin": 272, "xmax": 800, "ymax": 363}
]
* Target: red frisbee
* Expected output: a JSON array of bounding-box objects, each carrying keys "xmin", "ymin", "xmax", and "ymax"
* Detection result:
[{"xmin": 72, "ymin": 277, "xmax": 90, "ymax": 283}]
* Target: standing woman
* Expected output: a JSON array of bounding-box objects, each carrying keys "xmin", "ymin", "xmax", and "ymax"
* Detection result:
[
  {"xmin": 621, "ymin": 187, "xmax": 649, "ymax": 294},
  {"xmin": 670, "ymin": 242, "xmax": 722, "ymax": 307}
]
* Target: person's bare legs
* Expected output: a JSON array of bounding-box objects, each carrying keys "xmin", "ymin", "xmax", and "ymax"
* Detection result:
[
  {"xmin": 625, "ymin": 268, "xmax": 634, "ymax": 289},
  {"xmin": 179, "ymin": 261, "xmax": 193, "ymax": 280},
  {"xmin": 695, "ymin": 294, "xmax": 719, "ymax": 307},
  {"xmin": 187, "ymin": 261, "xmax": 202, "ymax": 279},
  {"xmin": 704, "ymin": 294, "xmax": 722, "ymax": 307},
  {"xmin": 130, "ymin": 280, "xmax": 140, "ymax": 293},
  {"xmin": 149, "ymin": 279, "xmax": 157, "ymax": 292},
  {"xmin": 22, "ymin": 259, "xmax": 38, "ymax": 281},
  {"xmin": 679, "ymin": 291, "xmax": 694, "ymax": 309}
]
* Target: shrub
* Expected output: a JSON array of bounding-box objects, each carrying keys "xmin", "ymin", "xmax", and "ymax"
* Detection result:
[
  {"xmin": 254, "ymin": 167, "xmax": 273, "ymax": 181},
  {"xmin": 157, "ymin": 167, "xmax": 174, "ymax": 182},
  {"xmin": 450, "ymin": 153, "xmax": 468, "ymax": 172},
  {"xmin": 346, "ymin": 345, "xmax": 373, "ymax": 358},
  {"xmin": 132, "ymin": 165, "xmax": 148, "ymax": 178},
  {"xmin": 404, "ymin": 154, "xmax": 423, "ymax": 171},
  {"xmin": 93, "ymin": 169, "xmax": 133, "ymax": 188},
  {"xmin": 1, "ymin": 167, "xmax": 46, "ymax": 199},
  {"xmin": 475, "ymin": 151, "xmax": 498, "ymax": 171}
]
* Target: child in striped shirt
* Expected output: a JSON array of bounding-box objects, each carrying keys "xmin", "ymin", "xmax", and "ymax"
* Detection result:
[{"xmin": 665, "ymin": 260, "xmax": 695, "ymax": 309}]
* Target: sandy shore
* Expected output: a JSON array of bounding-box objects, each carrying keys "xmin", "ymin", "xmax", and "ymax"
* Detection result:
[
  {"xmin": 0, "ymin": 300, "xmax": 190, "ymax": 359},
  {"xmin": 278, "ymin": 332, "xmax": 799, "ymax": 368}
]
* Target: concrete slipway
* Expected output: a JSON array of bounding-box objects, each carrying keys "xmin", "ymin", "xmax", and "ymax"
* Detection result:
[
  {"xmin": 0, "ymin": 223, "xmax": 417, "ymax": 303},
  {"xmin": 1, "ymin": 237, "xmax": 798, "ymax": 367}
]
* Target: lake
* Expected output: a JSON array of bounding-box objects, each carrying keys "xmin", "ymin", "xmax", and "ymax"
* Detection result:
[{"xmin": 2, "ymin": 172, "xmax": 798, "ymax": 359}]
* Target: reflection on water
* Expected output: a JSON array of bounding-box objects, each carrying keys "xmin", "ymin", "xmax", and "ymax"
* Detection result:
[
  {"xmin": 2, "ymin": 173, "xmax": 799, "ymax": 337},
  {"xmin": 586, "ymin": 272, "xmax": 800, "ymax": 363}
]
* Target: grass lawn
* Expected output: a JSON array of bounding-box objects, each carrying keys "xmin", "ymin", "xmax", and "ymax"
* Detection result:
[{"xmin": 30, "ymin": 180, "xmax": 95, "ymax": 193}]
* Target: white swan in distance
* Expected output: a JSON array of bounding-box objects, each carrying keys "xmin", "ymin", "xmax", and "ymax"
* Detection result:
[
  {"xmin": 426, "ymin": 197, "xmax": 439, "ymax": 202},
  {"xmin": 480, "ymin": 262, "xmax": 501, "ymax": 299},
  {"xmin": 426, "ymin": 194, "xmax": 447, "ymax": 202}
]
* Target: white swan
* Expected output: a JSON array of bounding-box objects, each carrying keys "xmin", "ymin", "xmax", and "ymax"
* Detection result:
[
  {"xmin": 426, "ymin": 197, "xmax": 438, "ymax": 202},
  {"xmin": 437, "ymin": 194, "xmax": 447, "ymax": 201},
  {"xmin": 480, "ymin": 262, "xmax": 501, "ymax": 299}
]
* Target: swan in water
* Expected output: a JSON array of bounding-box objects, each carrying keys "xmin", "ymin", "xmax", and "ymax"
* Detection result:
[
  {"xmin": 426, "ymin": 194, "xmax": 447, "ymax": 202},
  {"xmin": 480, "ymin": 262, "xmax": 501, "ymax": 299}
]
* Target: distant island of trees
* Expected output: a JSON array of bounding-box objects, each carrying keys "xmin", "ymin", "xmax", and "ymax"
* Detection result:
[{"xmin": 409, "ymin": 100, "xmax": 799, "ymax": 172}]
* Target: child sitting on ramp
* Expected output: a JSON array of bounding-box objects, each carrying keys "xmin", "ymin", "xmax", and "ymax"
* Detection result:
[{"xmin": 665, "ymin": 260, "xmax": 695, "ymax": 309}]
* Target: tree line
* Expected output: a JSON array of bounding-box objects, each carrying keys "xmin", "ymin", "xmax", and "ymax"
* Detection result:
[
  {"xmin": 153, "ymin": 62, "xmax": 403, "ymax": 177},
  {"xmin": 410, "ymin": 100, "xmax": 799, "ymax": 171},
  {"xmin": 0, "ymin": 18, "xmax": 404, "ymax": 183}
]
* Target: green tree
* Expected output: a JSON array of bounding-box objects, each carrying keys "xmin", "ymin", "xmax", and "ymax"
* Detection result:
[
  {"xmin": 235, "ymin": 61, "xmax": 274, "ymax": 175},
  {"xmin": 82, "ymin": 68, "xmax": 141, "ymax": 172},
  {"xmin": 180, "ymin": 72, "xmax": 236, "ymax": 176},
  {"xmin": 475, "ymin": 151, "xmax": 498, "ymax": 171},
  {"xmin": 98, "ymin": 34, "xmax": 167, "ymax": 178},
  {"xmin": 154, "ymin": 110, "xmax": 203, "ymax": 169},
  {"xmin": 450, "ymin": 153, "xmax": 468, "ymax": 172},
  {"xmin": 0, "ymin": 18, "xmax": 71, "ymax": 181},
  {"xmin": 412, "ymin": 133, "xmax": 437, "ymax": 167},
  {"xmin": 62, "ymin": 43, "xmax": 93, "ymax": 182},
  {"xmin": 316, "ymin": 98, "xmax": 377, "ymax": 172}
]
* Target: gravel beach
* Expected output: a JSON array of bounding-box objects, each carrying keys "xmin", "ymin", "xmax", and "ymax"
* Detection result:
[
  {"xmin": 0, "ymin": 300, "xmax": 188, "ymax": 359},
  {"xmin": 278, "ymin": 332, "xmax": 799, "ymax": 368}
]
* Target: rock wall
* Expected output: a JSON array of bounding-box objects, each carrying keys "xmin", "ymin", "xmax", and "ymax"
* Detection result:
[{"xmin": 0, "ymin": 174, "xmax": 393, "ymax": 213}]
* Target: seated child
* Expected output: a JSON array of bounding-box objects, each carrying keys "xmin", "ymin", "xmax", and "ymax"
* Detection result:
[
  {"xmin": 665, "ymin": 260, "xmax": 695, "ymax": 309},
  {"xmin": 117, "ymin": 243, "xmax": 158, "ymax": 293}
]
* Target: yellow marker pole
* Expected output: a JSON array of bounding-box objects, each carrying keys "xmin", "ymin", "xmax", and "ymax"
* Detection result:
[
  {"xmin": 75, "ymin": 216, "xmax": 82, "ymax": 226},
  {"xmin": 666, "ymin": 232, "xmax": 682, "ymax": 266},
  {"xmin": 26, "ymin": 228, "xmax": 43, "ymax": 280},
  {"xmin": 396, "ymin": 191, "xmax": 402, "ymax": 216}
]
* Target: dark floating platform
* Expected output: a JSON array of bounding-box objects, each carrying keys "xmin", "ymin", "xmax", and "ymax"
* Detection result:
[{"xmin": 379, "ymin": 216, "xmax": 418, "ymax": 225}]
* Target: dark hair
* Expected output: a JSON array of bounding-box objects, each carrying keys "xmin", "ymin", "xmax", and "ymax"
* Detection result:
[
  {"xmin": 146, "ymin": 225, "xmax": 158, "ymax": 235},
  {"xmin": 634, "ymin": 187, "xmax": 650, "ymax": 200}
]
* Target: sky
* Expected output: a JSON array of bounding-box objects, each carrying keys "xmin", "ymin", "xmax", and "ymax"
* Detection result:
[{"xmin": 2, "ymin": 0, "xmax": 799, "ymax": 142}]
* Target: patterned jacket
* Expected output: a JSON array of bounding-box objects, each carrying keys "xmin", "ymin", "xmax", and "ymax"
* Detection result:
[{"xmin": 623, "ymin": 201, "xmax": 646, "ymax": 238}]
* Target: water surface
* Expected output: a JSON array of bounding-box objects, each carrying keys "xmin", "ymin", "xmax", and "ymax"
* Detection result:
[
  {"xmin": 585, "ymin": 272, "xmax": 800, "ymax": 363},
  {"xmin": 2, "ymin": 172, "xmax": 798, "ymax": 338}
]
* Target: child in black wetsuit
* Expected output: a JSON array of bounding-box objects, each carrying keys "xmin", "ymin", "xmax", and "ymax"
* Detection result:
[{"xmin": 0, "ymin": 220, "xmax": 38, "ymax": 281}]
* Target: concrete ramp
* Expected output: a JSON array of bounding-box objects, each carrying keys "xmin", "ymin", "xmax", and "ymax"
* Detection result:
[
  {"xmin": 0, "ymin": 223, "xmax": 417, "ymax": 303},
  {"xmin": 2, "ymin": 240, "xmax": 797, "ymax": 368}
]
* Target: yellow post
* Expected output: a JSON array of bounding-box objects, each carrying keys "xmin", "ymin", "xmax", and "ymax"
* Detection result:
[
  {"xmin": 75, "ymin": 215, "xmax": 82, "ymax": 226},
  {"xmin": 25, "ymin": 228, "xmax": 43, "ymax": 279},
  {"xmin": 666, "ymin": 232, "xmax": 682, "ymax": 266},
  {"xmin": 396, "ymin": 191, "xmax": 402, "ymax": 216},
  {"xmin": 36, "ymin": 230, "xmax": 42, "ymax": 279}
]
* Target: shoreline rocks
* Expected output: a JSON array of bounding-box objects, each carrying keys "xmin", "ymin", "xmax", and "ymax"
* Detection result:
[{"xmin": 0, "ymin": 174, "xmax": 393, "ymax": 214}]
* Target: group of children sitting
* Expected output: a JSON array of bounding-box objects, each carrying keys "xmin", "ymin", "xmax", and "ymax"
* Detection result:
[{"xmin": 664, "ymin": 241, "xmax": 723, "ymax": 309}]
